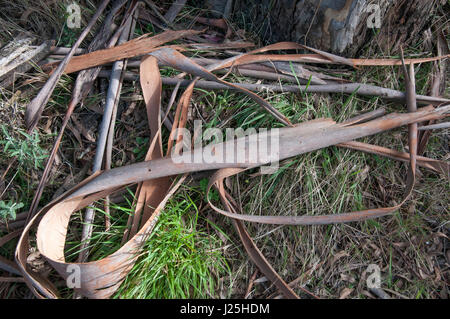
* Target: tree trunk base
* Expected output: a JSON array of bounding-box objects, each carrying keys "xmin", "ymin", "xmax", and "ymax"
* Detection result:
[{"xmin": 233, "ymin": 0, "xmax": 441, "ymax": 57}]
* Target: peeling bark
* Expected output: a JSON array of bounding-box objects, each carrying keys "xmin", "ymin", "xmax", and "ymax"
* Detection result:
[{"xmin": 234, "ymin": 0, "xmax": 439, "ymax": 56}]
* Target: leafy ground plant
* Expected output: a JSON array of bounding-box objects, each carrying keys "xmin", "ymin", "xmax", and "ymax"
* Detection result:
[
  {"xmin": 0, "ymin": 200, "xmax": 23, "ymax": 221},
  {"xmin": 0, "ymin": 125, "xmax": 48, "ymax": 170}
]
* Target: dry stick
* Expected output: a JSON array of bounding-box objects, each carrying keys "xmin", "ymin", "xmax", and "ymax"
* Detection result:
[
  {"xmin": 142, "ymin": 0, "xmax": 169, "ymax": 25},
  {"xmin": 0, "ymin": 40, "xmax": 54, "ymax": 88},
  {"xmin": 402, "ymin": 49, "xmax": 418, "ymax": 176},
  {"xmin": 417, "ymin": 122, "xmax": 450, "ymax": 130},
  {"xmin": 106, "ymin": 74, "xmax": 449, "ymax": 106},
  {"xmin": 162, "ymin": 80, "xmax": 181, "ymax": 130},
  {"xmin": 50, "ymin": 47, "xmax": 86, "ymax": 55},
  {"xmin": 418, "ymin": 36, "xmax": 447, "ymax": 155},
  {"xmin": 0, "ymin": 256, "xmax": 21, "ymax": 276},
  {"xmin": 24, "ymin": 0, "xmax": 111, "ymax": 131},
  {"xmin": 159, "ymin": 79, "xmax": 448, "ymax": 106},
  {"xmin": 25, "ymin": 0, "xmax": 130, "ymax": 223},
  {"xmin": 342, "ymin": 108, "xmax": 386, "ymax": 125},
  {"xmin": 163, "ymin": 0, "xmax": 187, "ymax": 24},
  {"xmin": 370, "ymin": 287, "xmax": 391, "ymax": 299},
  {"xmin": 104, "ymin": 7, "xmax": 139, "ymax": 233},
  {"xmin": 244, "ymin": 270, "xmax": 258, "ymax": 299},
  {"xmin": 78, "ymin": 7, "xmax": 136, "ymax": 263},
  {"xmin": 105, "ymin": 69, "xmax": 450, "ymax": 105}
]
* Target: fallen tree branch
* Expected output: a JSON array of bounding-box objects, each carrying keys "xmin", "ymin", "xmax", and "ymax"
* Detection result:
[{"xmin": 99, "ymin": 70, "xmax": 449, "ymax": 106}]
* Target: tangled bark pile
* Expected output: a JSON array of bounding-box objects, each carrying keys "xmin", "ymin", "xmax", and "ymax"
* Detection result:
[{"xmin": 0, "ymin": 0, "xmax": 449, "ymax": 299}]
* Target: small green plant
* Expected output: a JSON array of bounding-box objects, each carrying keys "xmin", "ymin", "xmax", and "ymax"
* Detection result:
[
  {"xmin": 115, "ymin": 192, "xmax": 229, "ymax": 299},
  {"xmin": 59, "ymin": 24, "xmax": 79, "ymax": 47},
  {"xmin": 0, "ymin": 200, "xmax": 23, "ymax": 220},
  {"xmin": 199, "ymin": 178, "xmax": 219, "ymax": 202},
  {"xmin": 132, "ymin": 136, "xmax": 149, "ymax": 161},
  {"xmin": 0, "ymin": 125, "xmax": 48, "ymax": 170}
]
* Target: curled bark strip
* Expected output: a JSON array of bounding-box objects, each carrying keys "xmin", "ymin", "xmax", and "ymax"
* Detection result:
[
  {"xmin": 338, "ymin": 141, "xmax": 449, "ymax": 179},
  {"xmin": 128, "ymin": 56, "xmax": 172, "ymax": 238},
  {"xmin": 14, "ymin": 35, "xmax": 450, "ymax": 299},
  {"xmin": 199, "ymin": 63, "xmax": 423, "ymax": 297},
  {"xmin": 197, "ymin": 52, "xmax": 423, "ymax": 298},
  {"xmin": 229, "ymin": 41, "xmax": 355, "ymax": 67},
  {"xmin": 217, "ymin": 174, "xmax": 320, "ymax": 299},
  {"xmin": 14, "ymin": 104, "xmax": 448, "ymax": 298},
  {"xmin": 16, "ymin": 172, "xmax": 185, "ymax": 299},
  {"xmin": 15, "ymin": 45, "xmax": 181, "ymax": 298},
  {"xmin": 202, "ymin": 41, "xmax": 449, "ymax": 70},
  {"xmin": 221, "ymin": 185, "xmax": 300, "ymax": 299},
  {"xmin": 203, "ymin": 107, "xmax": 448, "ymax": 226},
  {"xmin": 0, "ymin": 230, "xmax": 22, "ymax": 276},
  {"xmin": 149, "ymin": 48, "xmax": 292, "ymax": 126},
  {"xmin": 208, "ymin": 53, "xmax": 450, "ymax": 69}
]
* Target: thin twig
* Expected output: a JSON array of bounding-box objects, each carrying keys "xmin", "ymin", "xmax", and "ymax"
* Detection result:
[
  {"xmin": 78, "ymin": 3, "xmax": 138, "ymax": 263},
  {"xmin": 98, "ymin": 71, "xmax": 449, "ymax": 106},
  {"xmin": 417, "ymin": 122, "xmax": 450, "ymax": 130}
]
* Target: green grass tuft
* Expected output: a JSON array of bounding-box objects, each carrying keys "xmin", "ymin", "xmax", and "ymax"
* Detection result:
[{"xmin": 114, "ymin": 190, "xmax": 230, "ymax": 299}]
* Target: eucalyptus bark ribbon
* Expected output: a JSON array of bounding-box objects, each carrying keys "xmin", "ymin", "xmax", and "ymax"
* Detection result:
[{"xmin": 14, "ymin": 47, "xmax": 449, "ymax": 299}]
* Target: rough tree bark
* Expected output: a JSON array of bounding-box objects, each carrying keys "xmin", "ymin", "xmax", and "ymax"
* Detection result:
[{"xmin": 233, "ymin": 0, "xmax": 442, "ymax": 57}]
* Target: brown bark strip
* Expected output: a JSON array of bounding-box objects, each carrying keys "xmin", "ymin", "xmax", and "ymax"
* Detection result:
[
  {"xmin": 150, "ymin": 48, "xmax": 292, "ymax": 126},
  {"xmin": 13, "ymin": 38, "xmax": 450, "ymax": 300},
  {"xmin": 13, "ymin": 104, "xmax": 449, "ymax": 298},
  {"xmin": 338, "ymin": 141, "xmax": 449, "ymax": 178},
  {"xmin": 50, "ymin": 29, "xmax": 201, "ymax": 74}
]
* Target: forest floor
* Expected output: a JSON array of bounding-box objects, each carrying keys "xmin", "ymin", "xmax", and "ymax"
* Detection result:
[{"xmin": 0, "ymin": 0, "xmax": 448, "ymax": 299}]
